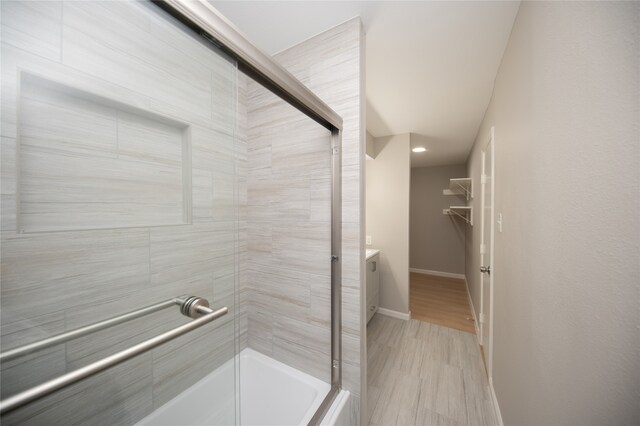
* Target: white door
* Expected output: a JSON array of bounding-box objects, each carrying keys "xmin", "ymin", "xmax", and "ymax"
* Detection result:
[{"xmin": 480, "ymin": 127, "xmax": 495, "ymax": 378}]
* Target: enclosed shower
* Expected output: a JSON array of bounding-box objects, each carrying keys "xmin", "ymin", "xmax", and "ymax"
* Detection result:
[{"xmin": 0, "ymin": 0, "xmax": 347, "ymax": 424}]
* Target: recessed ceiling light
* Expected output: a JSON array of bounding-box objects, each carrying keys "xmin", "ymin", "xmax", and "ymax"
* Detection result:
[{"xmin": 412, "ymin": 147, "xmax": 427, "ymax": 153}]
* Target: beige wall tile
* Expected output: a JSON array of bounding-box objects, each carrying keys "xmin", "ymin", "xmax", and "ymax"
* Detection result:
[
  {"xmin": 243, "ymin": 18, "xmax": 365, "ymax": 413},
  {"xmin": 0, "ymin": 1, "xmax": 244, "ymax": 422}
]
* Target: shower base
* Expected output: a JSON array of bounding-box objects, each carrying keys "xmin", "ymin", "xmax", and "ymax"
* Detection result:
[{"xmin": 136, "ymin": 348, "xmax": 350, "ymax": 425}]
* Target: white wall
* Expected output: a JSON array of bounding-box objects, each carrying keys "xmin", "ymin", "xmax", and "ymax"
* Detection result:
[
  {"xmin": 366, "ymin": 131, "xmax": 376, "ymax": 159},
  {"xmin": 465, "ymin": 2, "xmax": 639, "ymax": 424},
  {"xmin": 410, "ymin": 165, "xmax": 466, "ymax": 275},
  {"xmin": 366, "ymin": 134, "xmax": 411, "ymax": 314}
]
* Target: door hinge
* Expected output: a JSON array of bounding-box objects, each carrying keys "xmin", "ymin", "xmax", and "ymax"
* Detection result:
[
  {"xmin": 480, "ymin": 243, "xmax": 486, "ymax": 254},
  {"xmin": 481, "ymin": 174, "xmax": 488, "ymax": 184},
  {"xmin": 331, "ymin": 255, "xmax": 339, "ymax": 262},
  {"xmin": 479, "ymin": 313, "xmax": 485, "ymax": 323},
  {"xmin": 332, "ymin": 359, "xmax": 339, "ymax": 369},
  {"xmin": 332, "ymin": 147, "xmax": 339, "ymax": 155}
]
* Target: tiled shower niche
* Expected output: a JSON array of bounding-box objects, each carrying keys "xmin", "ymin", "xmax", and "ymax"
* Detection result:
[
  {"xmin": 1, "ymin": 1, "xmax": 243, "ymax": 424},
  {"xmin": 17, "ymin": 72, "xmax": 191, "ymax": 233}
]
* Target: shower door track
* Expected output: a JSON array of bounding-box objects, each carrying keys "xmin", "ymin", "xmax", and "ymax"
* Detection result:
[{"xmin": 153, "ymin": 2, "xmax": 344, "ymax": 425}]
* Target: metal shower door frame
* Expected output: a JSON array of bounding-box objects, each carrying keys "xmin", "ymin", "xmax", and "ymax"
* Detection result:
[{"xmin": 154, "ymin": 1, "xmax": 344, "ymax": 424}]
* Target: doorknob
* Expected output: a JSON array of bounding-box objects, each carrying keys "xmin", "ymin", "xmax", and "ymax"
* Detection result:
[{"xmin": 480, "ymin": 266, "xmax": 491, "ymax": 274}]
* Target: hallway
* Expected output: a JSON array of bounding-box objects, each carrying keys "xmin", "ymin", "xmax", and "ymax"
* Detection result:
[
  {"xmin": 367, "ymin": 315, "xmax": 496, "ymax": 425},
  {"xmin": 410, "ymin": 272, "xmax": 476, "ymax": 334}
]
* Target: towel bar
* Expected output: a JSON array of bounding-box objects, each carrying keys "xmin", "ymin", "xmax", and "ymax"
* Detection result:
[{"xmin": 0, "ymin": 297, "xmax": 227, "ymax": 415}]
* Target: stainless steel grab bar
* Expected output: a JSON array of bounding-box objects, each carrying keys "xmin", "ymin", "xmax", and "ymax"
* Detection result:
[
  {"xmin": 0, "ymin": 298, "xmax": 227, "ymax": 415},
  {"xmin": 0, "ymin": 299, "xmax": 179, "ymax": 363}
]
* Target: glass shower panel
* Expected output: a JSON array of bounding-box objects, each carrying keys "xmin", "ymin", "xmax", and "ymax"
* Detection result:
[
  {"xmin": 0, "ymin": 1, "xmax": 240, "ymax": 425},
  {"xmin": 242, "ymin": 70, "xmax": 334, "ymax": 392}
]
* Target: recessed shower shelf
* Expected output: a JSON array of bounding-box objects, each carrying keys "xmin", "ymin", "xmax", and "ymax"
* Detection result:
[
  {"xmin": 443, "ymin": 178, "xmax": 473, "ymax": 200},
  {"xmin": 443, "ymin": 206, "xmax": 473, "ymax": 226}
]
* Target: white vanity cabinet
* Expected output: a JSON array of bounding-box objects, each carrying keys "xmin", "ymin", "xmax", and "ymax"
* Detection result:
[{"xmin": 366, "ymin": 250, "xmax": 380, "ymax": 324}]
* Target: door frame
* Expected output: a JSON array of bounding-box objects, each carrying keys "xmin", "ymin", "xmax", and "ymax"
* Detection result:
[{"xmin": 479, "ymin": 126, "xmax": 495, "ymax": 379}]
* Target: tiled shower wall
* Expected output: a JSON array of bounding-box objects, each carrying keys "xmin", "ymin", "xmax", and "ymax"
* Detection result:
[
  {"xmin": 1, "ymin": 1, "xmax": 245, "ymax": 424},
  {"xmin": 243, "ymin": 78, "xmax": 334, "ymax": 383},
  {"xmin": 1, "ymin": 1, "xmax": 362, "ymax": 425},
  {"xmin": 243, "ymin": 18, "xmax": 366, "ymax": 423}
]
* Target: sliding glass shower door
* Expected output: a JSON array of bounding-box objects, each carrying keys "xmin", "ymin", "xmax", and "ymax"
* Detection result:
[
  {"xmin": 1, "ymin": 1, "xmax": 342, "ymax": 424},
  {"xmin": 0, "ymin": 1, "xmax": 240, "ymax": 424}
]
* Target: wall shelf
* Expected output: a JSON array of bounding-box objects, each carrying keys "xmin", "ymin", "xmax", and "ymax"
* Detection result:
[
  {"xmin": 443, "ymin": 178, "xmax": 473, "ymax": 200},
  {"xmin": 443, "ymin": 206, "xmax": 473, "ymax": 226}
]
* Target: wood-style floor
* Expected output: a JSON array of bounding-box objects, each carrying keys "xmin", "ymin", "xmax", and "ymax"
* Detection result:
[
  {"xmin": 410, "ymin": 272, "xmax": 476, "ymax": 334},
  {"xmin": 367, "ymin": 315, "xmax": 496, "ymax": 425}
]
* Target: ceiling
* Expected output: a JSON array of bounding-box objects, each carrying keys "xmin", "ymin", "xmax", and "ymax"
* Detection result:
[{"xmin": 212, "ymin": 1, "xmax": 520, "ymax": 167}]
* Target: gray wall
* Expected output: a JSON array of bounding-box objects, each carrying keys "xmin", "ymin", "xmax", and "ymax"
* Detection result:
[
  {"xmin": 269, "ymin": 18, "xmax": 367, "ymax": 422},
  {"xmin": 1, "ymin": 1, "xmax": 243, "ymax": 424},
  {"xmin": 465, "ymin": 1, "xmax": 639, "ymax": 424},
  {"xmin": 0, "ymin": 3, "xmax": 365, "ymax": 425},
  {"xmin": 410, "ymin": 165, "xmax": 466, "ymax": 275},
  {"xmin": 244, "ymin": 77, "xmax": 333, "ymax": 383},
  {"xmin": 366, "ymin": 134, "xmax": 411, "ymax": 315}
]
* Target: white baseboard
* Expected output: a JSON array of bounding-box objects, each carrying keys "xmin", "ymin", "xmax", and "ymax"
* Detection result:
[
  {"xmin": 464, "ymin": 276, "xmax": 481, "ymax": 343},
  {"xmin": 409, "ymin": 268, "xmax": 465, "ymax": 280},
  {"xmin": 376, "ymin": 307, "xmax": 410, "ymax": 321},
  {"xmin": 489, "ymin": 377, "xmax": 504, "ymax": 426}
]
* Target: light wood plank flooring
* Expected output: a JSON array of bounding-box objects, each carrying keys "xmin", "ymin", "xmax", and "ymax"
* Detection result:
[
  {"xmin": 410, "ymin": 272, "xmax": 476, "ymax": 334},
  {"xmin": 367, "ymin": 315, "xmax": 496, "ymax": 426}
]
